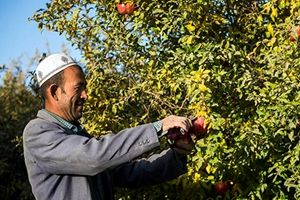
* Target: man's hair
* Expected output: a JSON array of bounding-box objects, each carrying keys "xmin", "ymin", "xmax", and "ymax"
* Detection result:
[{"xmin": 39, "ymin": 70, "xmax": 65, "ymax": 101}]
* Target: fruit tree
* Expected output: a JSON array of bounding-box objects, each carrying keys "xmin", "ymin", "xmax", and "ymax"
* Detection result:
[{"xmin": 31, "ymin": 0, "xmax": 300, "ymax": 199}]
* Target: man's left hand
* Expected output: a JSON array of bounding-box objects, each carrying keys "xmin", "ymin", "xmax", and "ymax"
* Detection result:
[{"xmin": 172, "ymin": 134, "xmax": 197, "ymax": 157}]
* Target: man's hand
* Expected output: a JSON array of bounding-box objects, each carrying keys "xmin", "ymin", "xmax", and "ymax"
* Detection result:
[
  {"xmin": 172, "ymin": 133, "xmax": 197, "ymax": 157},
  {"xmin": 161, "ymin": 115, "xmax": 192, "ymax": 133}
]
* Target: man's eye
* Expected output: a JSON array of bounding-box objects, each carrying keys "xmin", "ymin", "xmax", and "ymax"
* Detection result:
[{"xmin": 75, "ymin": 86, "xmax": 87, "ymax": 91}]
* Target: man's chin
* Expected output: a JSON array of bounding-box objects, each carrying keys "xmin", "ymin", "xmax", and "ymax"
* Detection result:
[
  {"xmin": 76, "ymin": 111, "xmax": 83, "ymax": 119},
  {"xmin": 75, "ymin": 108, "xmax": 83, "ymax": 119}
]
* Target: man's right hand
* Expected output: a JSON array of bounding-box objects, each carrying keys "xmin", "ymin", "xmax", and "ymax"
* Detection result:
[{"xmin": 161, "ymin": 115, "xmax": 192, "ymax": 134}]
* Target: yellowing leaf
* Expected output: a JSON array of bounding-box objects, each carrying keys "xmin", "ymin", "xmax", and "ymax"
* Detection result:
[
  {"xmin": 279, "ymin": 0, "xmax": 285, "ymax": 9},
  {"xmin": 206, "ymin": 164, "xmax": 211, "ymax": 173},
  {"xmin": 186, "ymin": 36, "xmax": 193, "ymax": 45},
  {"xmin": 267, "ymin": 23, "xmax": 274, "ymax": 37},
  {"xmin": 186, "ymin": 24, "xmax": 196, "ymax": 32},
  {"xmin": 257, "ymin": 15, "xmax": 263, "ymax": 26},
  {"xmin": 193, "ymin": 172, "xmax": 200, "ymax": 182},
  {"xmin": 198, "ymin": 84, "xmax": 207, "ymax": 91},
  {"xmin": 273, "ymin": 46, "xmax": 280, "ymax": 52},
  {"xmin": 149, "ymin": 60, "xmax": 154, "ymax": 66},
  {"xmin": 271, "ymin": 7, "xmax": 278, "ymax": 21},
  {"xmin": 219, "ymin": 139, "xmax": 226, "ymax": 148},
  {"xmin": 267, "ymin": 37, "xmax": 276, "ymax": 46},
  {"xmin": 211, "ymin": 167, "xmax": 217, "ymax": 174},
  {"xmin": 197, "ymin": 110, "xmax": 207, "ymax": 117},
  {"xmin": 291, "ymin": 156, "xmax": 294, "ymax": 164},
  {"xmin": 193, "ymin": 72, "xmax": 202, "ymax": 82}
]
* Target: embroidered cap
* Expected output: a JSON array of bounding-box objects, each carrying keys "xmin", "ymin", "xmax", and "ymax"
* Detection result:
[{"xmin": 36, "ymin": 53, "xmax": 79, "ymax": 86}]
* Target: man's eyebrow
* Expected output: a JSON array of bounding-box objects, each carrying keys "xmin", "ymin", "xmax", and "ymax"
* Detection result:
[{"xmin": 74, "ymin": 82, "xmax": 86, "ymax": 87}]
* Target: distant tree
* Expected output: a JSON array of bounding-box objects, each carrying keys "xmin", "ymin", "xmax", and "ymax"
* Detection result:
[{"xmin": 0, "ymin": 52, "xmax": 43, "ymax": 200}]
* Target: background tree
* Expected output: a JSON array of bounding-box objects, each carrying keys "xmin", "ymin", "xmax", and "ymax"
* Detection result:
[
  {"xmin": 0, "ymin": 46, "xmax": 72, "ymax": 199},
  {"xmin": 0, "ymin": 53, "xmax": 42, "ymax": 200},
  {"xmin": 31, "ymin": 0, "xmax": 300, "ymax": 199}
]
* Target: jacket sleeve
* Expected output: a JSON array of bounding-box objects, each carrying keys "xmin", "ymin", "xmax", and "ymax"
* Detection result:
[
  {"xmin": 112, "ymin": 148, "xmax": 188, "ymax": 188},
  {"xmin": 23, "ymin": 118, "xmax": 161, "ymax": 176}
]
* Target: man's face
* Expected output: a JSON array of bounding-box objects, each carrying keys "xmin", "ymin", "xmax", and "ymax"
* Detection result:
[{"xmin": 58, "ymin": 66, "xmax": 88, "ymax": 123}]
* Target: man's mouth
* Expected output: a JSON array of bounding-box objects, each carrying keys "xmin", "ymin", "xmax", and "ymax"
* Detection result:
[
  {"xmin": 76, "ymin": 100, "xmax": 85, "ymax": 106},
  {"xmin": 77, "ymin": 103, "xmax": 84, "ymax": 106}
]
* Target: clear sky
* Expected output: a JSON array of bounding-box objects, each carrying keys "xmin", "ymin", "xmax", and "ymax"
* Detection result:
[{"xmin": 0, "ymin": 0, "xmax": 81, "ymax": 72}]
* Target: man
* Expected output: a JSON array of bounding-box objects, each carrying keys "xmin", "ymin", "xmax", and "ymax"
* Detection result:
[{"xmin": 23, "ymin": 53, "xmax": 197, "ymax": 200}]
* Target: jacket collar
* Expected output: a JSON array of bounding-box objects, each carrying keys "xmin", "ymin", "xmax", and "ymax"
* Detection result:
[{"xmin": 37, "ymin": 109, "xmax": 84, "ymax": 135}]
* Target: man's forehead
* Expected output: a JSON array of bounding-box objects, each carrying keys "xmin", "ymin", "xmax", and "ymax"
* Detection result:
[{"xmin": 63, "ymin": 66, "xmax": 86, "ymax": 83}]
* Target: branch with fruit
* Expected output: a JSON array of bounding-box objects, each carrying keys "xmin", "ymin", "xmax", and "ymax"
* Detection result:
[
  {"xmin": 289, "ymin": 26, "xmax": 300, "ymax": 42},
  {"xmin": 116, "ymin": 1, "xmax": 136, "ymax": 17},
  {"xmin": 166, "ymin": 116, "xmax": 209, "ymax": 149}
]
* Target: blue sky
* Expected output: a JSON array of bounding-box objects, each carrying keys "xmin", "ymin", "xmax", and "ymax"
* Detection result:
[{"xmin": 0, "ymin": 0, "xmax": 81, "ymax": 73}]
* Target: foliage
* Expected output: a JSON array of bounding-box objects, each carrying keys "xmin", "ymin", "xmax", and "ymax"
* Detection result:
[
  {"xmin": 31, "ymin": 0, "xmax": 300, "ymax": 199},
  {"xmin": 0, "ymin": 54, "xmax": 42, "ymax": 200}
]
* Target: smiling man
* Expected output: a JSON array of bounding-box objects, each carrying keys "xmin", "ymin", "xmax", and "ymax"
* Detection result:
[{"xmin": 23, "ymin": 53, "xmax": 196, "ymax": 200}]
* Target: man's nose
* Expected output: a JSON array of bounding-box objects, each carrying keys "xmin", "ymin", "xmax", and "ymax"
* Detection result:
[{"xmin": 81, "ymin": 90, "xmax": 88, "ymax": 100}]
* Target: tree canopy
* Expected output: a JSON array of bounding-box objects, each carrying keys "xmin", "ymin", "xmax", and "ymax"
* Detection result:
[{"xmin": 30, "ymin": 0, "xmax": 300, "ymax": 199}]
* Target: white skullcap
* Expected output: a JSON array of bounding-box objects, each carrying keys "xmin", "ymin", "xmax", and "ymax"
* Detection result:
[{"xmin": 36, "ymin": 53, "xmax": 79, "ymax": 87}]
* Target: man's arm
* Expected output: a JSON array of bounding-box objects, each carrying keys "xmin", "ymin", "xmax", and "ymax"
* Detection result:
[
  {"xmin": 23, "ymin": 114, "xmax": 193, "ymax": 176},
  {"xmin": 112, "ymin": 148, "xmax": 188, "ymax": 188},
  {"xmin": 23, "ymin": 119, "xmax": 160, "ymax": 176}
]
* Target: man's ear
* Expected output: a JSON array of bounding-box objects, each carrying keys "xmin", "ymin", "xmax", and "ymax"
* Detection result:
[{"xmin": 49, "ymin": 84, "xmax": 60, "ymax": 101}]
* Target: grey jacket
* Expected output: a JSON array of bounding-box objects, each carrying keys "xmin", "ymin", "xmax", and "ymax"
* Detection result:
[{"xmin": 23, "ymin": 110, "xmax": 188, "ymax": 200}]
